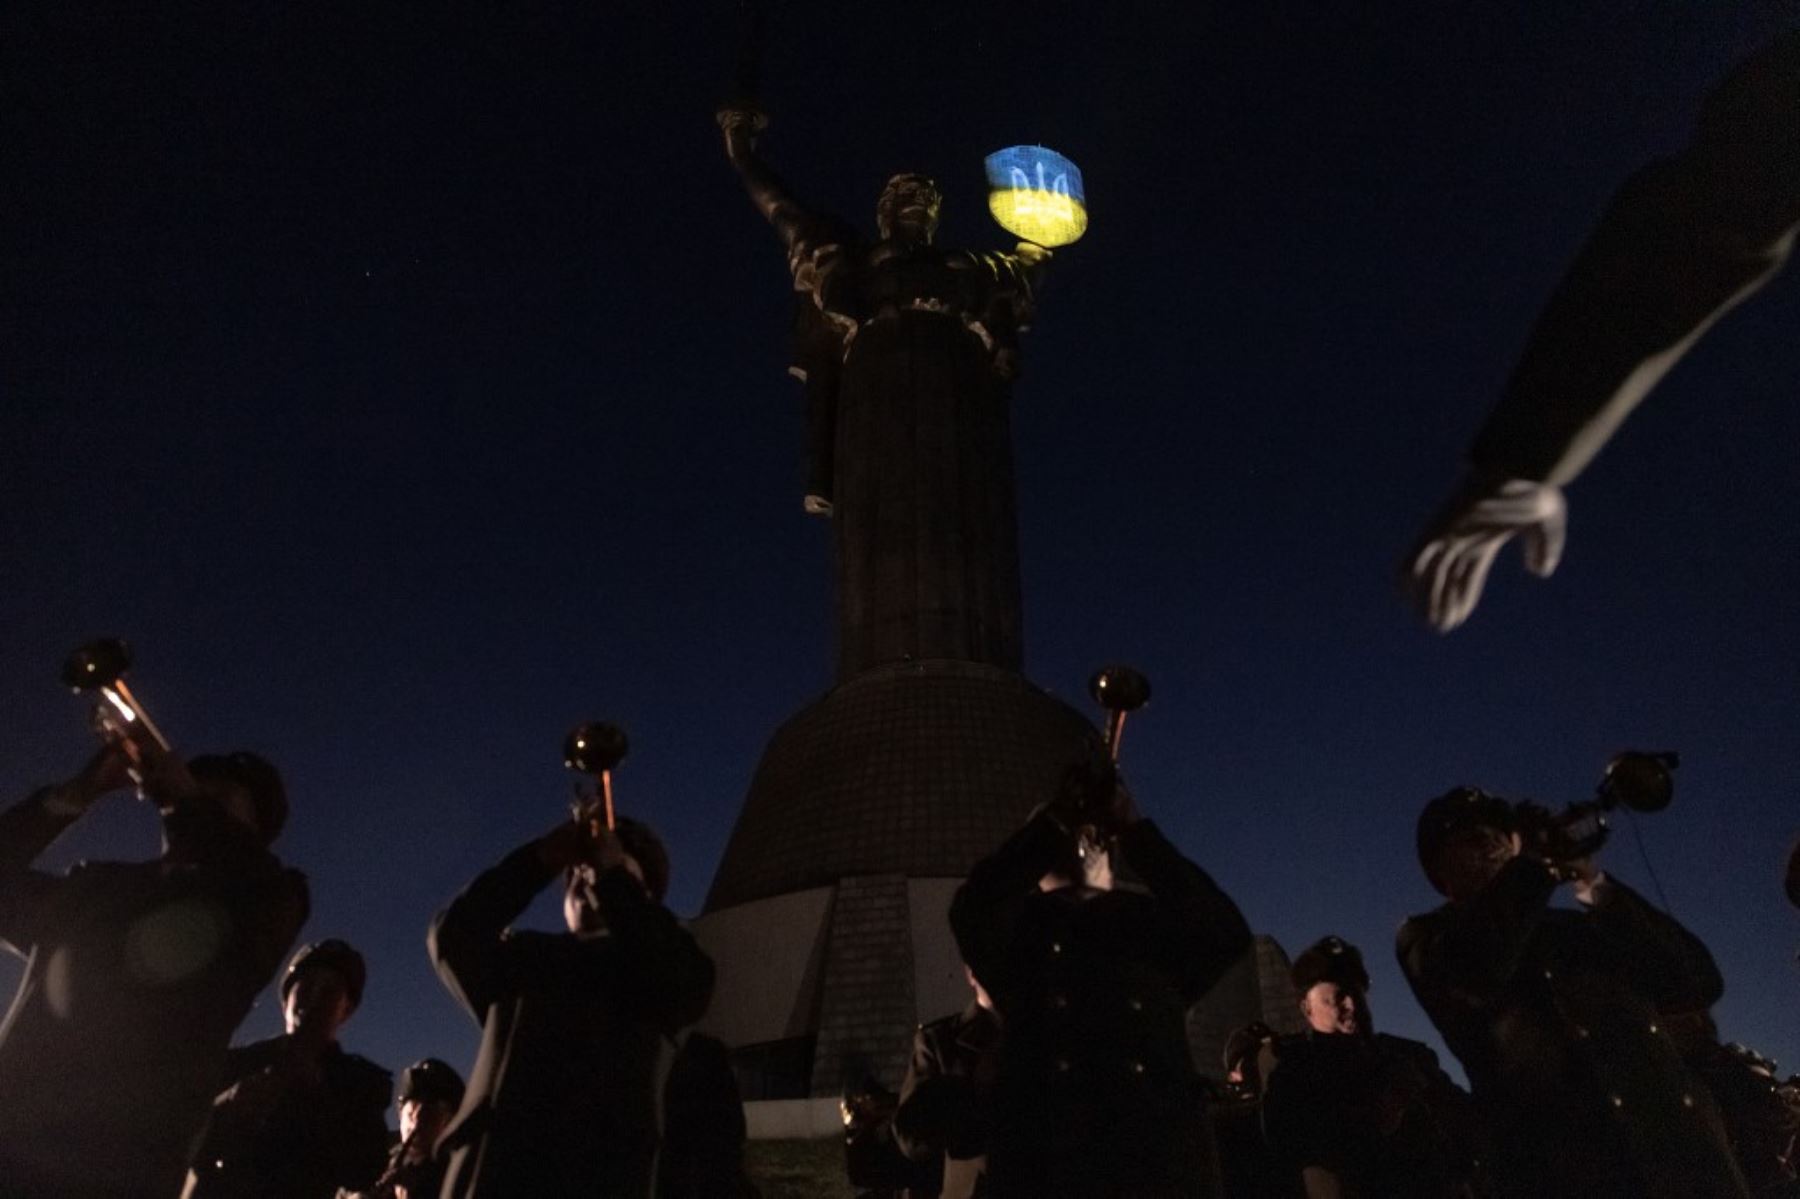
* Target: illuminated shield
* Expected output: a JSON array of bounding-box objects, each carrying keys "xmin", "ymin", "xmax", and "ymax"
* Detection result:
[{"xmin": 985, "ymin": 145, "xmax": 1088, "ymax": 248}]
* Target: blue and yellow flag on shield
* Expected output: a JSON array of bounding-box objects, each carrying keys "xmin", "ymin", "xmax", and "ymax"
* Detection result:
[{"xmin": 984, "ymin": 145, "xmax": 1088, "ymax": 248}]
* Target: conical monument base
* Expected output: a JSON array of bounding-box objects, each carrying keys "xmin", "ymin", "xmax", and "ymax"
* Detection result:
[{"xmin": 692, "ymin": 658, "xmax": 1096, "ymax": 1101}]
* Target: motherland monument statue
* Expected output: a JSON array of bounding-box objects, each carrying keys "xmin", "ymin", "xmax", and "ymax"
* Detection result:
[
  {"xmin": 691, "ymin": 106, "xmax": 1295, "ymax": 1111},
  {"xmin": 718, "ymin": 104, "xmax": 1056, "ymax": 677}
]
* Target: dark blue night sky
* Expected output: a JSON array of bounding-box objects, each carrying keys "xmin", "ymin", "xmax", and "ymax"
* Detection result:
[{"xmin": 3, "ymin": 0, "xmax": 1796, "ymax": 1093}]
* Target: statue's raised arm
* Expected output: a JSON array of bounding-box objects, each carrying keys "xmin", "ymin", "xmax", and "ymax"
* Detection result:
[
  {"xmin": 1406, "ymin": 30, "xmax": 1800, "ymax": 633},
  {"xmin": 718, "ymin": 107, "xmax": 814, "ymax": 256}
]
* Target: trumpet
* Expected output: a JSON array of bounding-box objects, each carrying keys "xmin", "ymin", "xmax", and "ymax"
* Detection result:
[
  {"xmin": 63, "ymin": 638, "xmax": 170, "ymax": 789},
  {"xmin": 1514, "ymin": 751, "xmax": 1679, "ymax": 864},
  {"xmin": 1087, "ymin": 664, "xmax": 1151, "ymax": 762},
  {"xmin": 563, "ymin": 721, "xmax": 629, "ymax": 832}
]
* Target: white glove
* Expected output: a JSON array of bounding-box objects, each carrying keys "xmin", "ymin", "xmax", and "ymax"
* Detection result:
[{"xmin": 1406, "ymin": 473, "xmax": 1568, "ymax": 633}]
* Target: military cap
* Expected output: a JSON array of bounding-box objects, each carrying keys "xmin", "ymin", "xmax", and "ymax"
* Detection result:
[
  {"xmin": 612, "ymin": 816, "xmax": 671, "ymax": 902},
  {"xmin": 398, "ymin": 1057, "xmax": 466, "ymax": 1109},
  {"xmin": 1290, "ymin": 935, "xmax": 1370, "ymax": 994},
  {"xmin": 1416, "ymin": 785, "xmax": 1516, "ymax": 889},
  {"xmin": 282, "ymin": 938, "xmax": 367, "ymax": 1009},
  {"xmin": 188, "ymin": 751, "xmax": 288, "ymax": 844}
]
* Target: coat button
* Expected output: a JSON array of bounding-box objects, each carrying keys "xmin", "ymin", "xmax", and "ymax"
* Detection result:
[
  {"xmin": 1127, "ymin": 998, "xmax": 1143, "ymax": 1012},
  {"xmin": 1681, "ymin": 1093, "xmax": 1695, "ymax": 1109},
  {"xmin": 1609, "ymin": 1094, "xmax": 1623, "ymax": 1109},
  {"xmin": 1049, "ymin": 941, "xmax": 1062, "ymax": 955},
  {"xmin": 1542, "ymin": 968, "xmax": 1554, "ymax": 980},
  {"xmin": 1130, "ymin": 1060, "xmax": 1146, "ymax": 1075},
  {"xmin": 1054, "ymin": 1058, "xmax": 1071, "ymax": 1073},
  {"xmin": 1647, "ymin": 1023, "xmax": 1659, "ymax": 1035},
  {"xmin": 1575, "ymin": 1026, "xmax": 1589, "ymax": 1039}
]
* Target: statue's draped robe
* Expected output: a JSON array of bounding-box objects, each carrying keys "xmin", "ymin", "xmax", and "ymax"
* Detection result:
[{"xmin": 787, "ymin": 222, "xmax": 1039, "ymax": 678}]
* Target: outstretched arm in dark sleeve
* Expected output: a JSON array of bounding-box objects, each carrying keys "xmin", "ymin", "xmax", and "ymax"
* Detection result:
[
  {"xmin": 1405, "ymin": 32, "xmax": 1800, "ymax": 634},
  {"xmin": 428, "ymin": 841, "xmax": 556, "ymax": 1021},
  {"xmin": 0, "ymin": 788, "xmax": 83, "ymax": 956},
  {"xmin": 1116, "ymin": 819, "xmax": 1253, "ymax": 1002},
  {"xmin": 1472, "ymin": 30, "xmax": 1800, "ymax": 486},
  {"xmin": 949, "ymin": 809, "xmax": 1072, "ymax": 996},
  {"xmin": 0, "ymin": 746, "xmax": 135, "ymax": 954},
  {"xmin": 1583, "ymin": 874, "xmax": 1724, "ymax": 1009}
]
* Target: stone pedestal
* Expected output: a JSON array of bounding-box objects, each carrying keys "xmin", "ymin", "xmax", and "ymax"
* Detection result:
[
  {"xmin": 693, "ymin": 658, "xmax": 1096, "ymax": 1097},
  {"xmin": 705, "ymin": 658, "xmax": 1097, "ymax": 912}
]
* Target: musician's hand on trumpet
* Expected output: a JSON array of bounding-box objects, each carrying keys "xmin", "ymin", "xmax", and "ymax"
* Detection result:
[
  {"xmin": 1049, "ymin": 751, "xmax": 1141, "ymax": 847},
  {"xmin": 41, "ymin": 741, "xmax": 138, "ymax": 818},
  {"xmin": 46, "ymin": 739, "xmax": 176, "ymax": 815},
  {"xmin": 536, "ymin": 817, "xmax": 597, "ymax": 874},
  {"xmin": 537, "ymin": 813, "xmax": 632, "ymax": 877},
  {"xmin": 131, "ymin": 737, "xmax": 205, "ymax": 813},
  {"xmin": 544, "ymin": 815, "xmax": 648, "ymax": 938}
]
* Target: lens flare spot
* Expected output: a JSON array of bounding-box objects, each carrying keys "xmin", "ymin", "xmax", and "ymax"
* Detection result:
[{"xmin": 124, "ymin": 898, "xmax": 228, "ymax": 986}]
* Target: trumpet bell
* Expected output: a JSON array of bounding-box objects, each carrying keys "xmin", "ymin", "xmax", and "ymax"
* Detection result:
[
  {"xmin": 1598, "ymin": 751, "xmax": 1678, "ymax": 813},
  {"xmin": 63, "ymin": 638, "xmax": 133, "ymax": 692},
  {"xmin": 1088, "ymin": 665, "xmax": 1151, "ymax": 714},
  {"xmin": 564, "ymin": 722, "xmax": 629, "ymax": 775}
]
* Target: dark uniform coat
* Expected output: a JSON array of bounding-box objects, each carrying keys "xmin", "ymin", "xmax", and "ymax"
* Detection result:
[
  {"xmin": 657, "ymin": 1030, "xmax": 754, "ymax": 1199},
  {"xmin": 1397, "ymin": 859, "xmax": 1747, "ymax": 1198},
  {"xmin": 1208, "ymin": 1082, "xmax": 1304, "ymax": 1199},
  {"xmin": 428, "ymin": 842, "xmax": 714, "ymax": 1199},
  {"xmin": 0, "ymin": 787, "xmax": 308, "ymax": 1198},
  {"xmin": 1261, "ymin": 1029, "xmax": 1483, "ymax": 1198},
  {"xmin": 351, "ymin": 1135, "xmax": 448, "ymax": 1199},
  {"xmin": 845, "ymin": 1082, "xmax": 941, "ymax": 1197},
  {"xmin": 893, "ymin": 1001, "xmax": 1004, "ymax": 1199},
  {"xmin": 950, "ymin": 814, "xmax": 1252, "ymax": 1198},
  {"xmin": 1669, "ymin": 1022, "xmax": 1800, "ymax": 1195},
  {"xmin": 183, "ymin": 1034, "xmax": 392, "ymax": 1198}
]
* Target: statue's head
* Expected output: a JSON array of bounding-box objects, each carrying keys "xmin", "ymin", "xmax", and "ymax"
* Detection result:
[{"xmin": 876, "ymin": 174, "xmax": 942, "ymax": 244}]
